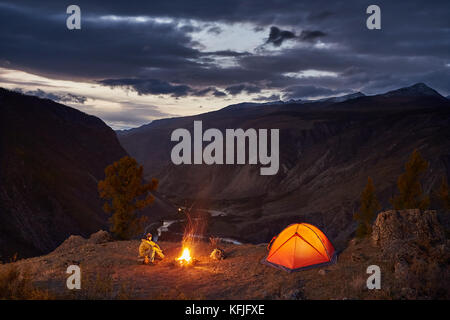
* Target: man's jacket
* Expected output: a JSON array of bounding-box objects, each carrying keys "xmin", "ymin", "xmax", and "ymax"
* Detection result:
[{"xmin": 139, "ymin": 239, "xmax": 162, "ymax": 257}]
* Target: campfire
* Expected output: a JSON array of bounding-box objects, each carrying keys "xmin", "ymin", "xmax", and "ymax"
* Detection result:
[
  {"xmin": 176, "ymin": 247, "xmax": 193, "ymax": 266},
  {"xmin": 174, "ymin": 205, "xmax": 202, "ymax": 267}
]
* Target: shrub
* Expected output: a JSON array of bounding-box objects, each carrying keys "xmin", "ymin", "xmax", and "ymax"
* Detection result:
[
  {"xmin": 354, "ymin": 177, "xmax": 380, "ymax": 238},
  {"xmin": 0, "ymin": 265, "xmax": 51, "ymax": 300},
  {"xmin": 390, "ymin": 149, "xmax": 430, "ymax": 210}
]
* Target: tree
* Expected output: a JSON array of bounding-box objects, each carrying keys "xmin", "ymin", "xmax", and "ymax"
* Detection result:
[
  {"xmin": 354, "ymin": 177, "xmax": 381, "ymax": 238},
  {"xmin": 98, "ymin": 156, "xmax": 158, "ymax": 239},
  {"xmin": 437, "ymin": 176, "xmax": 450, "ymax": 211},
  {"xmin": 390, "ymin": 149, "xmax": 430, "ymax": 210}
]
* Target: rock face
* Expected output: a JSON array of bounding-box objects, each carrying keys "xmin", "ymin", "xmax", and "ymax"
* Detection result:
[
  {"xmin": 51, "ymin": 230, "xmax": 112, "ymax": 254},
  {"xmin": 372, "ymin": 209, "xmax": 445, "ymax": 248},
  {"xmin": 51, "ymin": 235, "xmax": 87, "ymax": 254},
  {"xmin": 88, "ymin": 230, "xmax": 112, "ymax": 244},
  {"xmin": 371, "ymin": 210, "xmax": 449, "ymax": 298}
]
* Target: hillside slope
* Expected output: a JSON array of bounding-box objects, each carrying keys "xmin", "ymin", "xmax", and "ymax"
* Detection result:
[
  {"xmin": 2, "ymin": 210, "xmax": 448, "ymax": 300},
  {"xmin": 0, "ymin": 88, "xmax": 128, "ymax": 259}
]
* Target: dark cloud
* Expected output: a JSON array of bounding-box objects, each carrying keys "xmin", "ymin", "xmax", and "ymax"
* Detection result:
[
  {"xmin": 0, "ymin": 4, "xmax": 202, "ymax": 81},
  {"xmin": 282, "ymin": 85, "xmax": 346, "ymax": 100},
  {"xmin": 253, "ymin": 94, "xmax": 281, "ymax": 101},
  {"xmin": 266, "ymin": 26, "xmax": 296, "ymax": 47},
  {"xmin": 207, "ymin": 26, "xmax": 223, "ymax": 35},
  {"xmin": 0, "ymin": 0, "xmax": 449, "ymax": 106},
  {"xmin": 98, "ymin": 78, "xmax": 192, "ymax": 97},
  {"xmin": 201, "ymin": 50, "xmax": 250, "ymax": 57},
  {"xmin": 265, "ymin": 27, "xmax": 326, "ymax": 47},
  {"xmin": 225, "ymin": 84, "xmax": 262, "ymax": 95},
  {"xmin": 307, "ymin": 10, "xmax": 333, "ymax": 21},
  {"xmin": 213, "ymin": 90, "xmax": 227, "ymax": 97},
  {"xmin": 193, "ymin": 87, "xmax": 215, "ymax": 96},
  {"xmin": 98, "ymin": 78, "xmax": 228, "ymax": 98},
  {"xmin": 299, "ymin": 30, "xmax": 327, "ymax": 42},
  {"xmin": 0, "ymin": 1, "xmax": 328, "ymax": 25},
  {"xmin": 192, "ymin": 86, "xmax": 227, "ymax": 97},
  {"xmin": 13, "ymin": 88, "xmax": 87, "ymax": 104}
]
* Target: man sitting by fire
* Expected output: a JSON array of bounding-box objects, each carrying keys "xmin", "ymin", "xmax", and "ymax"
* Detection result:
[{"xmin": 138, "ymin": 233, "xmax": 165, "ymax": 265}]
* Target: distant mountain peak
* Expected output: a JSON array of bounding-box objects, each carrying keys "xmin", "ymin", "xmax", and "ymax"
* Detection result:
[
  {"xmin": 317, "ymin": 91, "xmax": 365, "ymax": 103},
  {"xmin": 345, "ymin": 91, "xmax": 365, "ymax": 98},
  {"xmin": 383, "ymin": 83, "xmax": 443, "ymax": 98}
]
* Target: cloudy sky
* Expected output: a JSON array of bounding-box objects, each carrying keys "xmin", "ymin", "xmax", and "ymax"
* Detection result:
[{"xmin": 0, "ymin": 1, "xmax": 449, "ymax": 129}]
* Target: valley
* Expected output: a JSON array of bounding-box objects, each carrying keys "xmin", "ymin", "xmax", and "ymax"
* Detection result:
[{"xmin": 118, "ymin": 83, "xmax": 450, "ymax": 248}]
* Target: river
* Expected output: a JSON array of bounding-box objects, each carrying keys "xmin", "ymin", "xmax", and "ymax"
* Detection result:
[{"xmin": 149, "ymin": 208, "xmax": 242, "ymax": 245}]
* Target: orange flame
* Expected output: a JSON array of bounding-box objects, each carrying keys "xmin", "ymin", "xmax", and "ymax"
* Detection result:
[{"xmin": 177, "ymin": 247, "xmax": 192, "ymax": 265}]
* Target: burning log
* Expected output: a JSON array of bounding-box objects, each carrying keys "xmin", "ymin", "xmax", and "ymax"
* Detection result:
[
  {"xmin": 175, "ymin": 247, "xmax": 198, "ymax": 267},
  {"xmin": 177, "ymin": 247, "xmax": 192, "ymax": 265}
]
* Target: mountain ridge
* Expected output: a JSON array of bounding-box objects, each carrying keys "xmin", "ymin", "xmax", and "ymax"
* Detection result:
[
  {"xmin": 118, "ymin": 83, "xmax": 446, "ymax": 135},
  {"xmin": 117, "ymin": 83, "xmax": 450, "ymax": 246},
  {"xmin": 382, "ymin": 83, "xmax": 444, "ymax": 98}
]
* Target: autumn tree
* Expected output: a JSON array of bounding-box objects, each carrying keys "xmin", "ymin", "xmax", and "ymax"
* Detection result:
[
  {"xmin": 437, "ymin": 176, "xmax": 450, "ymax": 211},
  {"xmin": 354, "ymin": 177, "xmax": 381, "ymax": 238},
  {"xmin": 390, "ymin": 149, "xmax": 430, "ymax": 210},
  {"xmin": 98, "ymin": 156, "xmax": 158, "ymax": 239}
]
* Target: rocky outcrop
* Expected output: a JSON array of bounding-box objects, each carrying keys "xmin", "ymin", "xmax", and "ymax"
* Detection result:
[
  {"xmin": 372, "ymin": 209, "xmax": 445, "ymax": 248},
  {"xmin": 50, "ymin": 231, "xmax": 112, "ymax": 255},
  {"xmin": 51, "ymin": 235, "xmax": 87, "ymax": 254},
  {"xmin": 371, "ymin": 210, "xmax": 449, "ymax": 299},
  {"xmin": 88, "ymin": 230, "xmax": 112, "ymax": 244}
]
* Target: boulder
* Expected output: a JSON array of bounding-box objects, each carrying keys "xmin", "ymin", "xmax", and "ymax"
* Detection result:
[
  {"xmin": 371, "ymin": 210, "xmax": 449, "ymax": 299},
  {"xmin": 88, "ymin": 230, "xmax": 112, "ymax": 244},
  {"xmin": 372, "ymin": 209, "xmax": 445, "ymax": 248}
]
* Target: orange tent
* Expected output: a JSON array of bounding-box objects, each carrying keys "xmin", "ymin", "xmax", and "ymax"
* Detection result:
[{"xmin": 263, "ymin": 223, "xmax": 336, "ymax": 272}]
